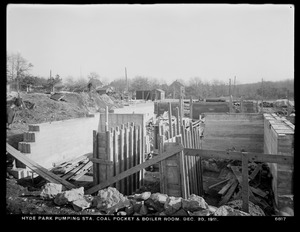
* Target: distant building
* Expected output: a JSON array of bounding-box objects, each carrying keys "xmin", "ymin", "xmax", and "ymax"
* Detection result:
[
  {"xmin": 169, "ymin": 80, "xmax": 185, "ymax": 99},
  {"xmin": 151, "ymin": 89, "xmax": 165, "ymax": 101},
  {"xmin": 136, "ymin": 90, "xmax": 151, "ymax": 100},
  {"xmin": 96, "ymin": 86, "xmax": 115, "ymax": 95}
]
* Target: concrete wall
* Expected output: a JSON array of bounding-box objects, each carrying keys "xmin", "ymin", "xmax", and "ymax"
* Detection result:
[
  {"xmin": 201, "ymin": 113, "xmax": 264, "ymax": 153},
  {"xmin": 263, "ymin": 113, "xmax": 294, "ymax": 209},
  {"xmin": 18, "ymin": 114, "xmax": 100, "ymax": 169},
  {"xmin": 154, "ymin": 101, "xmax": 180, "ymax": 116},
  {"xmin": 192, "ymin": 102, "xmax": 230, "ymax": 120}
]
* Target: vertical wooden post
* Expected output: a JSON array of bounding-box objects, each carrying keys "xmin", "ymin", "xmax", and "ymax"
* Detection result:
[
  {"xmin": 105, "ymin": 106, "xmax": 109, "ymax": 131},
  {"xmin": 159, "ymin": 135, "xmax": 166, "ymax": 194},
  {"xmin": 129, "ymin": 125, "xmax": 134, "ymax": 194},
  {"xmin": 168, "ymin": 102, "xmax": 173, "ymax": 139},
  {"xmin": 113, "ymin": 128, "xmax": 120, "ymax": 190},
  {"xmin": 179, "ymin": 97, "xmax": 183, "ymax": 126},
  {"xmin": 176, "ymin": 135, "xmax": 187, "ymax": 198},
  {"xmin": 176, "ymin": 107, "xmax": 180, "ymax": 135},
  {"xmin": 93, "ymin": 130, "xmax": 99, "ymax": 185},
  {"xmin": 189, "ymin": 96, "xmax": 193, "ymax": 119},
  {"xmin": 124, "ymin": 127, "xmax": 130, "ymax": 195},
  {"xmin": 181, "ymin": 124, "xmax": 190, "ymax": 196},
  {"xmin": 106, "ymin": 130, "xmax": 113, "ymax": 187},
  {"xmin": 242, "ymin": 153, "xmax": 249, "ymax": 213},
  {"xmin": 98, "ymin": 132, "xmax": 108, "ymax": 183},
  {"xmin": 119, "ymin": 127, "xmax": 125, "ymax": 194},
  {"xmin": 138, "ymin": 125, "xmax": 144, "ymax": 187}
]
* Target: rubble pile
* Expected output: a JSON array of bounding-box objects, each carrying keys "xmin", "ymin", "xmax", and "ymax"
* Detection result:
[{"xmin": 39, "ymin": 185, "xmax": 265, "ymax": 216}]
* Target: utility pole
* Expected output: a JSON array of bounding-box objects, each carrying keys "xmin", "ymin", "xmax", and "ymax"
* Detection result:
[
  {"xmin": 229, "ymin": 78, "xmax": 231, "ymax": 97},
  {"xmin": 125, "ymin": 67, "xmax": 128, "ymax": 100},
  {"xmin": 261, "ymin": 78, "xmax": 264, "ymax": 113},
  {"xmin": 233, "ymin": 76, "xmax": 236, "ymax": 100}
]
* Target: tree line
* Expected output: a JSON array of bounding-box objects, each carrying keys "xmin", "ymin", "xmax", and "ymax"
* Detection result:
[{"xmin": 7, "ymin": 52, "xmax": 294, "ymax": 100}]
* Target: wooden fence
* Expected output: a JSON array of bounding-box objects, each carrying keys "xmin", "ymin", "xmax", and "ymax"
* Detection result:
[
  {"xmin": 92, "ymin": 122, "xmax": 145, "ymax": 195},
  {"xmin": 156, "ymin": 102, "xmax": 204, "ymax": 197}
]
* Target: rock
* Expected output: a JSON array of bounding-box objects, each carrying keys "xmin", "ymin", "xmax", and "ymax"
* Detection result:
[
  {"xmin": 171, "ymin": 208, "xmax": 188, "ymax": 216},
  {"xmin": 188, "ymin": 209, "xmax": 212, "ymax": 216},
  {"xmin": 54, "ymin": 187, "xmax": 84, "ymax": 206},
  {"xmin": 150, "ymin": 193, "xmax": 168, "ymax": 204},
  {"xmin": 145, "ymin": 198, "xmax": 164, "ymax": 213},
  {"xmin": 72, "ymin": 196, "xmax": 92, "ymax": 212},
  {"xmin": 226, "ymin": 200, "xmax": 265, "ymax": 216},
  {"xmin": 164, "ymin": 196, "xmax": 182, "ymax": 215},
  {"xmin": 92, "ymin": 187, "xmax": 130, "ymax": 214},
  {"xmin": 40, "ymin": 183, "xmax": 63, "ymax": 199},
  {"xmin": 125, "ymin": 205, "xmax": 134, "ymax": 216},
  {"xmin": 133, "ymin": 191, "xmax": 151, "ymax": 201},
  {"xmin": 182, "ymin": 194, "xmax": 208, "ymax": 212},
  {"xmin": 213, "ymin": 205, "xmax": 250, "ymax": 216},
  {"xmin": 207, "ymin": 205, "xmax": 218, "ymax": 214},
  {"xmin": 145, "ymin": 193, "xmax": 168, "ymax": 212},
  {"xmin": 117, "ymin": 211, "xmax": 127, "ymax": 216},
  {"xmin": 159, "ymin": 211, "xmax": 167, "ymax": 216},
  {"xmin": 133, "ymin": 200, "xmax": 143, "ymax": 213},
  {"xmin": 139, "ymin": 203, "xmax": 148, "ymax": 215}
]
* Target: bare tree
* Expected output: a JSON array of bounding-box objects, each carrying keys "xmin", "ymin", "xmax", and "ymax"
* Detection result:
[{"xmin": 7, "ymin": 52, "xmax": 33, "ymax": 92}]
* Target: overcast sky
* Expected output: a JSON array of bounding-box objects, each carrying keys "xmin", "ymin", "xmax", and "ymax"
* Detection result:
[{"xmin": 7, "ymin": 4, "xmax": 294, "ymax": 85}]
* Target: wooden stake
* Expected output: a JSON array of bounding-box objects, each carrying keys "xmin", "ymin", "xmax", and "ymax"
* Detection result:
[{"xmin": 242, "ymin": 153, "xmax": 249, "ymax": 213}]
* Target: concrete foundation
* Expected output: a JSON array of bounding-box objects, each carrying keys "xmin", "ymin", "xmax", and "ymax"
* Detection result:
[
  {"xmin": 202, "ymin": 113, "xmax": 264, "ymax": 153},
  {"xmin": 18, "ymin": 114, "xmax": 100, "ymax": 169},
  {"xmin": 263, "ymin": 113, "xmax": 294, "ymax": 209},
  {"xmin": 192, "ymin": 102, "xmax": 230, "ymax": 120}
]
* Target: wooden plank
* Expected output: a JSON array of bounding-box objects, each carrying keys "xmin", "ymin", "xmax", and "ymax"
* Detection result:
[
  {"xmin": 138, "ymin": 125, "xmax": 143, "ymax": 188},
  {"xmin": 176, "ymin": 107, "xmax": 180, "ymax": 135},
  {"xmin": 133, "ymin": 126, "xmax": 138, "ymax": 192},
  {"xmin": 129, "ymin": 126, "xmax": 134, "ymax": 194},
  {"xmin": 249, "ymin": 163, "xmax": 262, "ymax": 180},
  {"xmin": 70, "ymin": 161, "xmax": 93, "ymax": 181},
  {"xmin": 218, "ymin": 179, "xmax": 234, "ymax": 195},
  {"xmin": 106, "ymin": 130, "xmax": 114, "ymax": 187},
  {"xmin": 250, "ymin": 186, "xmax": 268, "ymax": 198},
  {"xmin": 124, "ymin": 127, "xmax": 129, "ymax": 195},
  {"xmin": 113, "ymin": 129, "xmax": 120, "ymax": 189},
  {"xmin": 6, "ymin": 143, "xmax": 75, "ymax": 189},
  {"xmin": 62, "ymin": 159, "xmax": 89, "ymax": 180},
  {"xmin": 168, "ymin": 102, "xmax": 173, "ymax": 138},
  {"xmin": 85, "ymin": 144, "xmax": 184, "ymax": 195},
  {"xmin": 242, "ymin": 153, "xmax": 249, "ymax": 213},
  {"xmin": 219, "ymin": 180, "xmax": 238, "ymax": 206},
  {"xmin": 93, "ymin": 130, "xmax": 98, "ymax": 186},
  {"xmin": 119, "ymin": 128, "xmax": 125, "ymax": 194},
  {"xmin": 208, "ymin": 178, "xmax": 230, "ymax": 190},
  {"xmin": 176, "ymin": 136, "xmax": 187, "ymax": 198},
  {"xmin": 98, "ymin": 132, "xmax": 108, "ymax": 183},
  {"xmin": 184, "ymin": 148, "xmax": 293, "ymax": 165},
  {"xmin": 159, "ymin": 136, "xmax": 165, "ymax": 194},
  {"xmin": 90, "ymin": 158, "xmax": 113, "ymax": 165}
]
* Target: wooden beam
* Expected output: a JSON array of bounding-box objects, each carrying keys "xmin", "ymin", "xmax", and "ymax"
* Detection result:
[
  {"xmin": 168, "ymin": 102, "xmax": 173, "ymax": 138},
  {"xmin": 89, "ymin": 158, "xmax": 113, "ymax": 165},
  {"xmin": 6, "ymin": 143, "xmax": 75, "ymax": 189},
  {"xmin": 70, "ymin": 161, "xmax": 93, "ymax": 181},
  {"xmin": 219, "ymin": 180, "xmax": 238, "ymax": 206},
  {"xmin": 85, "ymin": 144, "xmax": 184, "ymax": 195},
  {"xmin": 242, "ymin": 153, "xmax": 249, "ymax": 213},
  {"xmin": 62, "ymin": 159, "xmax": 89, "ymax": 180},
  {"xmin": 184, "ymin": 148, "xmax": 293, "ymax": 165},
  {"xmin": 208, "ymin": 178, "xmax": 230, "ymax": 190}
]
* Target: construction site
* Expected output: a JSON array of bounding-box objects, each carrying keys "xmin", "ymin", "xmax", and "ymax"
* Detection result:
[{"xmin": 6, "ymin": 89, "xmax": 294, "ymax": 218}]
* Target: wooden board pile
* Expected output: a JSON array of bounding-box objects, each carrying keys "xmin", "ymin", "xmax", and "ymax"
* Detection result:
[
  {"xmin": 51, "ymin": 153, "xmax": 93, "ymax": 181},
  {"xmin": 209, "ymin": 162, "xmax": 274, "ymax": 215}
]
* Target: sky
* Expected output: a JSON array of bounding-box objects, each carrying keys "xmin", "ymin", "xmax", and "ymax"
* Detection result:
[{"xmin": 7, "ymin": 4, "xmax": 294, "ymax": 85}]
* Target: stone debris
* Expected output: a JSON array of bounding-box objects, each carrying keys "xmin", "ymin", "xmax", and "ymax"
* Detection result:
[
  {"xmin": 54, "ymin": 187, "xmax": 84, "ymax": 205},
  {"xmin": 164, "ymin": 196, "xmax": 182, "ymax": 215},
  {"xmin": 182, "ymin": 194, "xmax": 209, "ymax": 212},
  {"xmin": 43, "ymin": 184, "xmax": 268, "ymax": 216},
  {"xmin": 40, "ymin": 183, "xmax": 63, "ymax": 199},
  {"xmin": 72, "ymin": 195, "xmax": 93, "ymax": 212},
  {"xmin": 213, "ymin": 205, "xmax": 250, "ymax": 216},
  {"xmin": 92, "ymin": 187, "xmax": 130, "ymax": 214},
  {"xmin": 226, "ymin": 200, "xmax": 265, "ymax": 216}
]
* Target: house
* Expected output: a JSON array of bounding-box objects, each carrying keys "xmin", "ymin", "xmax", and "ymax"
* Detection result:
[
  {"xmin": 151, "ymin": 89, "xmax": 165, "ymax": 101},
  {"xmin": 169, "ymin": 80, "xmax": 185, "ymax": 99},
  {"xmin": 96, "ymin": 86, "xmax": 115, "ymax": 95}
]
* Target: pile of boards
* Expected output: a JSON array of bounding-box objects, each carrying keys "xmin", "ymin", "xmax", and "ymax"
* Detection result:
[
  {"xmin": 209, "ymin": 162, "xmax": 273, "ymax": 214},
  {"xmin": 51, "ymin": 153, "xmax": 93, "ymax": 181}
]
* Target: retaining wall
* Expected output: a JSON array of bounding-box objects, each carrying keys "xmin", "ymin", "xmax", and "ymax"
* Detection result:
[
  {"xmin": 263, "ymin": 113, "xmax": 294, "ymax": 209},
  {"xmin": 18, "ymin": 114, "xmax": 100, "ymax": 169},
  {"xmin": 201, "ymin": 113, "xmax": 264, "ymax": 153}
]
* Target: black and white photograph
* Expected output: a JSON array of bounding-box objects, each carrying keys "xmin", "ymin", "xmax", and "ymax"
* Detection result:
[{"xmin": 6, "ymin": 3, "xmax": 294, "ymax": 222}]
